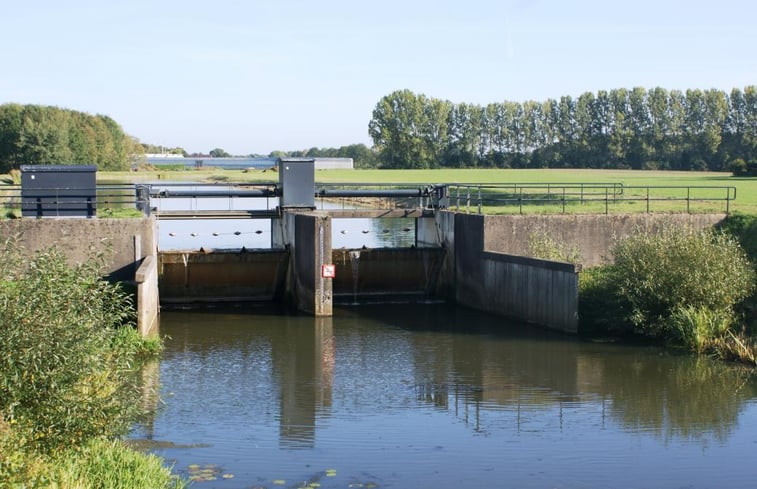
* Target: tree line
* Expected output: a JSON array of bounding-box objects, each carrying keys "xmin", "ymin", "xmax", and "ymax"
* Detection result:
[
  {"xmin": 0, "ymin": 104, "xmax": 139, "ymax": 173},
  {"xmin": 368, "ymin": 87, "xmax": 757, "ymax": 173},
  {"xmin": 268, "ymin": 143, "xmax": 378, "ymax": 168}
]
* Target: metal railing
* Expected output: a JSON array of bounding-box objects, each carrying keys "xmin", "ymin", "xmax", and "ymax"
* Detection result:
[
  {"xmin": 0, "ymin": 184, "xmax": 147, "ymax": 217},
  {"xmin": 0, "ymin": 182, "xmax": 738, "ymax": 217},
  {"xmin": 446, "ymin": 183, "xmax": 737, "ymax": 214}
]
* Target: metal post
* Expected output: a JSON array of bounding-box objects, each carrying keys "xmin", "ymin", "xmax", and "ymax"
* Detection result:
[
  {"xmin": 519, "ymin": 188, "xmax": 523, "ymax": 214},
  {"xmin": 477, "ymin": 187, "xmax": 482, "ymax": 214},
  {"xmin": 646, "ymin": 187, "xmax": 650, "ymax": 213},
  {"xmin": 562, "ymin": 187, "xmax": 566, "ymax": 213},
  {"xmin": 686, "ymin": 187, "xmax": 690, "ymax": 213},
  {"xmin": 604, "ymin": 188, "xmax": 608, "ymax": 215}
]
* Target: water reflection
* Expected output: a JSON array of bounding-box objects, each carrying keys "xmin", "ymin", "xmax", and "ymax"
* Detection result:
[
  {"xmin": 134, "ymin": 304, "xmax": 757, "ymax": 488},
  {"xmin": 272, "ymin": 317, "xmax": 334, "ymax": 448}
]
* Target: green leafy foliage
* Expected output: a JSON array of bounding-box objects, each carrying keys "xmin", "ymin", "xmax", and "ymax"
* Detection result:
[
  {"xmin": 0, "ymin": 104, "xmax": 140, "ymax": 172},
  {"xmin": 611, "ymin": 227, "xmax": 755, "ymax": 335},
  {"xmin": 369, "ymin": 86, "xmax": 757, "ymax": 170},
  {"xmin": 0, "ymin": 240, "xmax": 150, "ymax": 454},
  {"xmin": 579, "ymin": 226, "xmax": 756, "ymax": 362},
  {"xmin": 527, "ymin": 230, "xmax": 581, "ymax": 264}
]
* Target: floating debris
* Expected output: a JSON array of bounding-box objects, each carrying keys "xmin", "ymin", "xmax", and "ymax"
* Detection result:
[
  {"xmin": 273, "ymin": 479, "xmax": 286, "ymax": 485},
  {"xmin": 325, "ymin": 468, "xmax": 337, "ymax": 477}
]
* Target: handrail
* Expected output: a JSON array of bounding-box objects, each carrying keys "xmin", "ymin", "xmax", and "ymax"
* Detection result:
[
  {"xmin": 445, "ymin": 183, "xmax": 736, "ymax": 214},
  {"xmin": 0, "ymin": 182, "xmax": 738, "ymax": 216}
]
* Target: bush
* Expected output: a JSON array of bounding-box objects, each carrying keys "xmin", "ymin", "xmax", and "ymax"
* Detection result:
[
  {"xmin": 610, "ymin": 226, "xmax": 755, "ymax": 338},
  {"xmin": 0, "ymin": 241, "xmax": 144, "ymax": 454},
  {"xmin": 527, "ymin": 230, "xmax": 581, "ymax": 263},
  {"xmin": 578, "ymin": 265, "xmax": 632, "ymax": 336}
]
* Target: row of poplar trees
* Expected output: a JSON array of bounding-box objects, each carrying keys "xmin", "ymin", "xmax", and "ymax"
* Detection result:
[
  {"xmin": 0, "ymin": 104, "xmax": 139, "ymax": 173},
  {"xmin": 368, "ymin": 87, "xmax": 757, "ymax": 172}
]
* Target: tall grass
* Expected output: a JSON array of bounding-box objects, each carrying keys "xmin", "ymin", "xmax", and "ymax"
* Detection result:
[{"xmin": 53, "ymin": 439, "xmax": 185, "ymax": 489}]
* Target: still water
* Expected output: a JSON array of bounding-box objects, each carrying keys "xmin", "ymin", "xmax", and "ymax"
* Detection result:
[{"xmin": 131, "ymin": 304, "xmax": 757, "ymax": 489}]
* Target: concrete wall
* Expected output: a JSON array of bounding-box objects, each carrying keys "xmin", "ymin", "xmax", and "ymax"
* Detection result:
[
  {"xmin": 0, "ymin": 217, "xmax": 157, "ymax": 281},
  {"xmin": 477, "ymin": 253, "xmax": 579, "ymax": 333},
  {"xmin": 135, "ymin": 255, "xmax": 159, "ymax": 336},
  {"xmin": 483, "ymin": 214, "xmax": 726, "ymax": 267},
  {"xmin": 454, "ymin": 213, "xmax": 580, "ymax": 333}
]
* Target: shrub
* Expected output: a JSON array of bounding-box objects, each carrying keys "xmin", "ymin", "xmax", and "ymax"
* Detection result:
[
  {"xmin": 0, "ymin": 240, "xmax": 144, "ymax": 453},
  {"xmin": 527, "ymin": 230, "xmax": 581, "ymax": 263},
  {"xmin": 610, "ymin": 226, "xmax": 755, "ymax": 338},
  {"xmin": 578, "ymin": 265, "xmax": 633, "ymax": 336}
]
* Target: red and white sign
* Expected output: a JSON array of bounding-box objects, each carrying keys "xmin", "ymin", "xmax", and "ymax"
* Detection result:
[{"xmin": 321, "ymin": 264, "xmax": 336, "ymax": 278}]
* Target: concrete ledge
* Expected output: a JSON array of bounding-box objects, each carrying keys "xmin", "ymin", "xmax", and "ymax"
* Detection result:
[{"xmin": 481, "ymin": 251, "xmax": 582, "ymax": 273}]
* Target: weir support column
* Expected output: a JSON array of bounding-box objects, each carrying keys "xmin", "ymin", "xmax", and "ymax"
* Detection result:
[{"xmin": 276, "ymin": 211, "xmax": 333, "ymax": 316}]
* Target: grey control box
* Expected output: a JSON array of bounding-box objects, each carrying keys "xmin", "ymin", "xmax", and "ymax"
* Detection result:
[
  {"xmin": 21, "ymin": 165, "xmax": 97, "ymax": 218},
  {"xmin": 278, "ymin": 158, "xmax": 315, "ymax": 209}
]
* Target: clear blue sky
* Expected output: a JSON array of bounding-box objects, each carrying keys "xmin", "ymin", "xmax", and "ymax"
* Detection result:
[{"xmin": 1, "ymin": 0, "xmax": 754, "ymax": 155}]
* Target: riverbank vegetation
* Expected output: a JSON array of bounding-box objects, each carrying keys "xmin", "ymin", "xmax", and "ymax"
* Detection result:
[
  {"xmin": 0, "ymin": 241, "xmax": 181, "ymax": 488},
  {"xmin": 369, "ymin": 87, "xmax": 757, "ymax": 172},
  {"xmin": 578, "ymin": 224, "xmax": 757, "ymax": 364}
]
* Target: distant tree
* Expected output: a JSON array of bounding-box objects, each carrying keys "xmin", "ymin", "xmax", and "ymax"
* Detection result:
[
  {"xmin": 209, "ymin": 148, "xmax": 231, "ymax": 158},
  {"xmin": 0, "ymin": 104, "xmax": 135, "ymax": 172},
  {"xmin": 369, "ymin": 86, "xmax": 757, "ymax": 171}
]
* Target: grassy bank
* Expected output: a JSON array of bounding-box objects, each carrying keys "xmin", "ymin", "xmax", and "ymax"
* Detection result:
[{"xmin": 0, "ymin": 241, "xmax": 182, "ymax": 488}]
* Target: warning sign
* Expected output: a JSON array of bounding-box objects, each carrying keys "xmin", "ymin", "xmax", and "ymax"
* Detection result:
[{"xmin": 321, "ymin": 264, "xmax": 336, "ymax": 278}]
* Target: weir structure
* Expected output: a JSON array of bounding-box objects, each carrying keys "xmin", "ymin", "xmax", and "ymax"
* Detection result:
[{"xmin": 0, "ymin": 161, "xmax": 732, "ymax": 336}]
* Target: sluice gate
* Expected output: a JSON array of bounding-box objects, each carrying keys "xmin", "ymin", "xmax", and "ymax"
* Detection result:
[{"xmin": 158, "ymin": 247, "xmax": 447, "ymax": 306}]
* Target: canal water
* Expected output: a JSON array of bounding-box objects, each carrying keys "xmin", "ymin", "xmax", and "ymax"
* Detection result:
[{"xmin": 131, "ymin": 303, "xmax": 757, "ymax": 489}]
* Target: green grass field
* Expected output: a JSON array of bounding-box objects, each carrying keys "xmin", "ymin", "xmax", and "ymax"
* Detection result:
[{"xmin": 96, "ymin": 168, "xmax": 757, "ymax": 215}]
